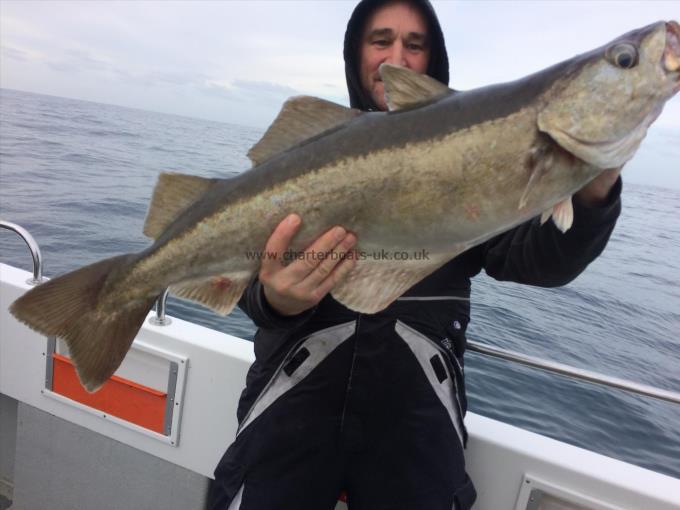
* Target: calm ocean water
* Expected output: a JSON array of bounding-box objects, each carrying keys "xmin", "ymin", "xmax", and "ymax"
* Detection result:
[{"xmin": 1, "ymin": 88, "xmax": 679, "ymax": 479}]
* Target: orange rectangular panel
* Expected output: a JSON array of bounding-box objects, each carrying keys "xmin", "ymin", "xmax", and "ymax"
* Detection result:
[{"xmin": 52, "ymin": 353, "xmax": 168, "ymax": 434}]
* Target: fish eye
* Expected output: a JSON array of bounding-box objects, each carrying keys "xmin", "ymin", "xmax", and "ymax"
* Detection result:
[{"xmin": 608, "ymin": 43, "xmax": 638, "ymax": 69}]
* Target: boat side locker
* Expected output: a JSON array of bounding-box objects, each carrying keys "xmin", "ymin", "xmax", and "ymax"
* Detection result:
[{"xmin": 43, "ymin": 337, "xmax": 188, "ymax": 446}]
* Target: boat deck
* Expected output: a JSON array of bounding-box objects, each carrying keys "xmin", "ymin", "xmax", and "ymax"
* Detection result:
[{"xmin": 2, "ymin": 262, "xmax": 679, "ymax": 509}]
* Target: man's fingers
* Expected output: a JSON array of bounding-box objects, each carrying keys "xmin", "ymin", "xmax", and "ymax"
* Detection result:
[
  {"xmin": 261, "ymin": 214, "xmax": 301, "ymax": 271},
  {"xmin": 310, "ymin": 252, "xmax": 357, "ymax": 302},
  {"xmin": 300, "ymin": 233, "xmax": 356, "ymax": 289},
  {"xmin": 286, "ymin": 225, "xmax": 348, "ymax": 280},
  {"xmin": 258, "ymin": 219, "xmax": 357, "ymax": 315}
]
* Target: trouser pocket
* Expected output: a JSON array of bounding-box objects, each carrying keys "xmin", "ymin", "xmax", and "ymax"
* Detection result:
[
  {"xmin": 208, "ymin": 458, "xmax": 246, "ymax": 510},
  {"xmin": 452, "ymin": 474, "xmax": 477, "ymax": 510}
]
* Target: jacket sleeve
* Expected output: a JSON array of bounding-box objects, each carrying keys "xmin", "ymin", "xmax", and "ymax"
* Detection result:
[
  {"xmin": 237, "ymin": 277, "xmax": 317, "ymax": 330},
  {"xmin": 481, "ymin": 178, "xmax": 622, "ymax": 287}
]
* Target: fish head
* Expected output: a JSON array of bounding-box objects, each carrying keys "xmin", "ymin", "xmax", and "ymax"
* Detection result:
[{"xmin": 537, "ymin": 21, "xmax": 680, "ymax": 169}]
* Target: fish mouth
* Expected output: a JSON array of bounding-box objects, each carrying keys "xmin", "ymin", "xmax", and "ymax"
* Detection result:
[
  {"xmin": 664, "ymin": 20, "xmax": 680, "ymax": 90},
  {"xmin": 548, "ymin": 101, "xmax": 664, "ymax": 168}
]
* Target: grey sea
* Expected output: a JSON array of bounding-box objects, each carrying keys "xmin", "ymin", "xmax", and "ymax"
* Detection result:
[{"xmin": 1, "ymin": 88, "xmax": 679, "ymax": 478}]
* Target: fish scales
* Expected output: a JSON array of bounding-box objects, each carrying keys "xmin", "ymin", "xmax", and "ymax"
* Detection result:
[{"xmin": 136, "ymin": 105, "xmax": 545, "ymax": 283}]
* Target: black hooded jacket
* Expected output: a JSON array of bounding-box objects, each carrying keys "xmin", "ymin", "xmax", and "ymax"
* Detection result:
[{"xmin": 236, "ymin": 0, "xmax": 621, "ymax": 426}]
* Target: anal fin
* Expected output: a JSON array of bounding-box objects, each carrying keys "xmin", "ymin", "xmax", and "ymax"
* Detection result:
[
  {"xmin": 331, "ymin": 252, "xmax": 458, "ymax": 314},
  {"xmin": 170, "ymin": 272, "xmax": 252, "ymax": 315}
]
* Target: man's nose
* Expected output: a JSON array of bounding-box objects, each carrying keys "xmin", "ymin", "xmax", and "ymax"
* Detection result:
[{"xmin": 385, "ymin": 42, "xmax": 408, "ymax": 67}]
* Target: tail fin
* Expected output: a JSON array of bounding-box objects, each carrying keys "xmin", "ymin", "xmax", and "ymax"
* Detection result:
[{"xmin": 9, "ymin": 255, "xmax": 156, "ymax": 393}]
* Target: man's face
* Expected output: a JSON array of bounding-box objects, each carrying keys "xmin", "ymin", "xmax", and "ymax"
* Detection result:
[{"xmin": 359, "ymin": 1, "xmax": 430, "ymax": 111}]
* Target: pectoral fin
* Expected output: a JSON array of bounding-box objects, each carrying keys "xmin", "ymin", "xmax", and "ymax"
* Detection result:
[{"xmin": 519, "ymin": 143, "xmax": 556, "ymax": 210}]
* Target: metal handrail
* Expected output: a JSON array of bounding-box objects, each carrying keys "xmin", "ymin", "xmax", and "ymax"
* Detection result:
[
  {"xmin": 467, "ymin": 340, "xmax": 680, "ymax": 405},
  {"xmin": 0, "ymin": 220, "xmax": 45, "ymax": 285}
]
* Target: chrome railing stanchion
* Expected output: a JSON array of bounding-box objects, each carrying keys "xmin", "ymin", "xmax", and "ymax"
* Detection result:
[
  {"xmin": 149, "ymin": 288, "xmax": 172, "ymax": 326},
  {"xmin": 0, "ymin": 220, "xmax": 45, "ymax": 285}
]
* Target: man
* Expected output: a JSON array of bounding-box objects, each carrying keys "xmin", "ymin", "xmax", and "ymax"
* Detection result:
[{"xmin": 208, "ymin": 1, "xmax": 621, "ymax": 509}]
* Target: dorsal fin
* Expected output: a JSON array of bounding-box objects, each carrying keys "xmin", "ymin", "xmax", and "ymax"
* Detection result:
[
  {"xmin": 380, "ymin": 63, "xmax": 451, "ymax": 111},
  {"xmin": 247, "ymin": 96, "xmax": 361, "ymax": 166},
  {"xmin": 143, "ymin": 172, "xmax": 220, "ymax": 239}
]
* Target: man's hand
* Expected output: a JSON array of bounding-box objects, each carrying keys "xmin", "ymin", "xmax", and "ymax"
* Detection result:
[
  {"xmin": 259, "ymin": 214, "xmax": 357, "ymax": 316},
  {"xmin": 574, "ymin": 168, "xmax": 622, "ymax": 207}
]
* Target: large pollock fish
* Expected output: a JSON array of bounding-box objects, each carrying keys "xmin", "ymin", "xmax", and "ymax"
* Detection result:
[{"xmin": 10, "ymin": 21, "xmax": 680, "ymax": 392}]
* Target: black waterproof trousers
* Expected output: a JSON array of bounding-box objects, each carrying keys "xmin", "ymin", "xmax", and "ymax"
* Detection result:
[{"xmin": 208, "ymin": 308, "xmax": 477, "ymax": 510}]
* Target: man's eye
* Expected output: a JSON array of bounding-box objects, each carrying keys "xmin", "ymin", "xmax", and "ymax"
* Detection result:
[
  {"xmin": 373, "ymin": 39, "xmax": 389, "ymax": 47},
  {"xmin": 407, "ymin": 43, "xmax": 424, "ymax": 51}
]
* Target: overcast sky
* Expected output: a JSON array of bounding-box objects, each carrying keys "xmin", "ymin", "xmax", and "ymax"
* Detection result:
[{"xmin": 1, "ymin": 0, "xmax": 679, "ymax": 130}]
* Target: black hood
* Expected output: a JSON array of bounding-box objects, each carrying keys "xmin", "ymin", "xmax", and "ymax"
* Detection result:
[{"xmin": 343, "ymin": 0, "xmax": 450, "ymax": 111}]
